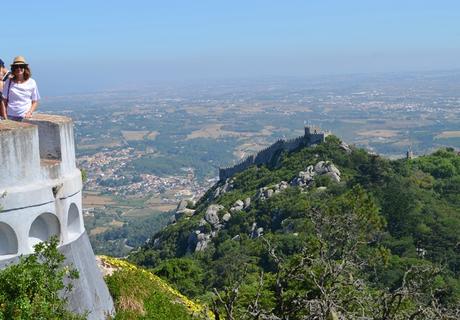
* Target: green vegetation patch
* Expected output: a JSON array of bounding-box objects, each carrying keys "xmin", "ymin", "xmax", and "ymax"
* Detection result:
[
  {"xmin": 130, "ymin": 136, "xmax": 460, "ymax": 318},
  {"xmin": 103, "ymin": 257, "xmax": 212, "ymax": 320},
  {"xmin": 0, "ymin": 237, "xmax": 84, "ymax": 320}
]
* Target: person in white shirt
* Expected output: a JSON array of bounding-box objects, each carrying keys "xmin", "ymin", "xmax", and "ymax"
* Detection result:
[
  {"xmin": 1, "ymin": 56, "xmax": 40, "ymax": 121},
  {"xmin": 0, "ymin": 59, "xmax": 8, "ymax": 99},
  {"xmin": 0, "ymin": 58, "xmax": 9, "ymax": 119}
]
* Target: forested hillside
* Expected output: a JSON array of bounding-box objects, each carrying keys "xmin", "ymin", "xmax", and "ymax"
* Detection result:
[{"xmin": 130, "ymin": 136, "xmax": 460, "ymax": 319}]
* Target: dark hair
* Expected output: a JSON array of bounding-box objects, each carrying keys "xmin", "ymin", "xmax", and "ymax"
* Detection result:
[{"xmin": 12, "ymin": 65, "xmax": 31, "ymax": 81}]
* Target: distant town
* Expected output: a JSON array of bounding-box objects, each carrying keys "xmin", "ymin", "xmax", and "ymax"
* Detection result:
[{"xmin": 79, "ymin": 147, "xmax": 212, "ymax": 199}]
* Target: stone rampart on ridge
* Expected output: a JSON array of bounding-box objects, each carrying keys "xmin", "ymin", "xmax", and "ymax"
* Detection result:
[{"xmin": 219, "ymin": 126, "xmax": 327, "ymax": 180}]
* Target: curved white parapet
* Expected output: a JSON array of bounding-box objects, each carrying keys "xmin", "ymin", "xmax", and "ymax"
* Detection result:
[
  {"xmin": 0, "ymin": 114, "xmax": 115, "ymax": 319},
  {"xmin": 0, "ymin": 114, "xmax": 85, "ymax": 261}
]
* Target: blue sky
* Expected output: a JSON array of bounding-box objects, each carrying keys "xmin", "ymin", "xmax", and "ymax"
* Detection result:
[{"xmin": 2, "ymin": 1, "xmax": 459, "ymax": 95}]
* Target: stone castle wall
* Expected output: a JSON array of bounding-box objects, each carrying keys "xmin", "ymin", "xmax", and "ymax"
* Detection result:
[
  {"xmin": 0, "ymin": 114, "xmax": 114, "ymax": 319},
  {"xmin": 219, "ymin": 126, "xmax": 327, "ymax": 181}
]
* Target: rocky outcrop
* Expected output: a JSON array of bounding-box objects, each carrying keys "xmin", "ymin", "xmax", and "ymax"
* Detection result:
[
  {"xmin": 222, "ymin": 212, "xmax": 232, "ymax": 222},
  {"xmin": 291, "ymin": 169, "xmax": 315, "ymax": 187},
  {"xmin": 189, "ymin": 160, "xmax": 341, "ymax": 253},
  {"xmin": 255, "ymin": 182, "xmax": 287, "ymax": 201},
  {"xmin": 230, "ymin": 200, "xmax": 244, "ymax": 212},
  {"xmin": 175, "ymin": 199, "xmax": 196, "ymax": 220},
  {"xmin": 195, "ymin": 233, "xmax": 211, "ymax": 252},
  {"xmin": 290, "ymin": 161, "xmax": 341, "ymax": 188},
  {"xmin": 213, "ymin": 178, "xmax": 234, "ymax": 199},
  {"xmin": 274, "ymin": 181, "xmax": 289, "ymax": 192},
  {"xmin": 315, "ymin": 161, "xmax": 341, "ymax": 183},
  {"xmin": 205, "ymin": 204, "xmax": 224, "ymax": 227},
  {"xmin": 244, "ymin": 197, "xmax": 251, "ymax": 208},
  {"xmin": 188, "ymin": 230, "xmax": 212, "ymax": 252},
  {"xmin": 176, "ymin": 199, "xmax": 188, "ymax": 212},
  {"xmin": 340, "ymin": 141, "xmax": 352, "ymax": 154},
  {"xmin": 250, "ymin": 223, "xmax": 264, "ymax": 238}
]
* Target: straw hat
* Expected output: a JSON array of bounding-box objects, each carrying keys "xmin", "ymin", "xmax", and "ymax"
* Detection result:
[{"xmin": 11, "ymin": 56, "xmax": 28, "ymax": 66}]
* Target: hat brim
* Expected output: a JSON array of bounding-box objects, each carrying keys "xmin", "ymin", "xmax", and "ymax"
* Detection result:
[{"xmin": 11, "ymin": 63, "xmax": 28, "ymax": 67}]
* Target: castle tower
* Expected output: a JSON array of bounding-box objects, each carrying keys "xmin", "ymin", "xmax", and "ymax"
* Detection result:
[
  {"xmin": 304, "ymin": 125, "xmax": 327, "ymax": 145},
  {"xmin": 406, "ymin": 147, "xmax": 414, "ymax": 160},
  {"xmin": 0, "ymin": 115, "xmax": 114, "ymax": 319}
]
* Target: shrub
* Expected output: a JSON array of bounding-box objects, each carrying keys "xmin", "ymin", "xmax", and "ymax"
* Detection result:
[{"xmin": 0, "ymin": 237, "xmax": 84, "ymax": 320}]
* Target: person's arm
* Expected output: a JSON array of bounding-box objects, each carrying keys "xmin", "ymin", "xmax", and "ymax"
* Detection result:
[
  {"xmin": 25, "ymin": 100, "xmax": 38, "ymax": 118},
  {"xmin": 0, "ymin": 99, "xmax": 6, "ymax": 119},
  {"xmin": 25, "ymin": 80, "xmax": 40, "ymax": 118}
]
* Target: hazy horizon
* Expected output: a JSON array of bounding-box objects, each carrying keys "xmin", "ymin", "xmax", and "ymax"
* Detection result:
[{"xmin": 2, "ymin": 1, "xmax": 460, "ymax": 96}]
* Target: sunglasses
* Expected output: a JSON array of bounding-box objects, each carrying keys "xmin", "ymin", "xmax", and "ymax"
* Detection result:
[{"xmin": 12, "ymin": 65, "xmax": 26, "ymax": 70}]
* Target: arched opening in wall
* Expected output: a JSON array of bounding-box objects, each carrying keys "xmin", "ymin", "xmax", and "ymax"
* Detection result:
[
  {"xmin": 28, "ymin": 213, "xmax": 60, "ymax": 249},
  {"xmin": 0, "ymin": 222, "xmax": 18, "ymax": 256},
  {"xmin": 67, "ymin": 203, "xmax": 82, "ymax": 239}
]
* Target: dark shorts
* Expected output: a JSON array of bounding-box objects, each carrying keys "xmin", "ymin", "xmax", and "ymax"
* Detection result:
[{"xmin": 8, "ymin": 116, "xmax": 24, "ymax": 122}]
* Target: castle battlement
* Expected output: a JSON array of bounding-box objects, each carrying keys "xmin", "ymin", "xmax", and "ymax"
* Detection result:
[{"xmin": 219, "ymin": 125, "xmax": 328, "ymax": 181}]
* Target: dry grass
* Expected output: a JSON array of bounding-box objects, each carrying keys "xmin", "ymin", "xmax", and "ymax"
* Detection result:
[
  {"xmin": 83, "ymin": 194, "xmax": 115, "ymax": 207},
  {"xmin": 146, "ymin": 131, "xmax": 159, "ymax": 140},
  {"xmin": 121, "ymin": 130, "xmax": 150, "ymax": 141},
  {"xmin": 118, "ymin": 293, "xmax": 147, "ymax": 315},
  {"xmin": 78, "ymin": 141, "xmax": 122, "ymax": 150},
  {"xmin": 90, "ymin": 226, "xmax": 110, "ymax": 236},
  {"xmin": 357, "ymin": 130, "xmax": 400, "ymax": 138},
  {"xmin": 435, "ymin": 131, "xmax": 460, "ymax": 139},
  {"xmin": 123, "ymin": 204, "xmax": 176, "ymax": 217},
  {"xmin": 111, "ymin": 220, "xmax": 124, "ymax": 227},
  {"xmin": 186, "ymin": 124, "xmax": 256, "ymax": 140},
  {"xmin": 340, "ymin": 119, "xmax": 367, "ymax": 124},
  {"xmin": 391, "ymin": 139, "xmax": 411, "ymax": 147},
  {"xmin": 233, "ymin": 142, "xmax": 267, "ymax": 159}
]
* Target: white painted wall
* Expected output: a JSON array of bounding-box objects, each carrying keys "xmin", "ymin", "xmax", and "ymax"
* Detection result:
[{"xmin": 0, "ymin": 115, "xmax": 85, "ymax": 261}]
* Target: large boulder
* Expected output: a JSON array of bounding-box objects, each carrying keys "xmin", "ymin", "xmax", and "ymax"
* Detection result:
[
  {"xmin": 205, "ymin": 204, "xmax": 224, "ymax": 226},
  {"xmin": 273, "ymin": 181, "xmax": 289, "ymax": 192},
  {"xmin": 213, "ymin": 187, "xmax": 221, "ymax": 199},
  {"xmin": 222, "ymin": 212, "xmax": 232, "ymax": 222},
  {"xmin": 340, "ymin": 141, "xmax": 352, "ymax": 154},
  {"xmin": 182, "ymin": 208, "xmax": 196, "ymax": 217},
  {"xmin": 221, "ymin": 179, "xmax": 233, "ymax": 193},
  {"xmin": 279, "ymin": 181, "xmax": 289, "ymax": 190},
  {"xmin": 188, "ymin": 230, "xmax": 211, "ymax": 252},
  {"xmin": 230, "ymin": 199, "xmax": 244, "ymax": 212},
  {"xmin": 255, "ymin": 187, "xmax": 268, "ymax": 200},
  {"xmin": 176, "ymin": 199, "xmax": 188, "ymax": 212},
  {"xmin": 325, "ymin": 171, "xmax": 341, "ymax": 183},
  {"xmin": 195, "ymin": 233, "xmax": 211, "ymax": 252},
  {"xmin": 264, "ymin": 189, "xmax": 274, "ymax": 199},
  {"xmin": 326, "ymin": 163, "xmax": 341, "ymax": 177},
  {"xmin": 314, "ymin": 161, "xmax": 341, "ymax": 182},
  {"xmin": 290, "ymin": 171, "xmax": 314, "ymax": 187},
  {"xmin": 244, "ymin": 197, "xmax": 251, "ymax": 208},
  {"xmin": 175, "ymin": 199, "xmax": 195, "ymax": 219},
  {"xmin": 250, "ymin": 223, "xmax": 264, "ymax": 238},
  {"xmin": 314, "ymin": 161, "xmax": 328, "ymax": 174},
  {"xmin": 213, "ymin": 178, "xmax": 234, "ymax": 199},
  {"xmin": 255, "ymin": 187, "xmax": 272, "ymax": 201}
]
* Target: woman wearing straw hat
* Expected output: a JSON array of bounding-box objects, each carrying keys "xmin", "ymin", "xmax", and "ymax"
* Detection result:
[{"xmin": 1, "ymin": 56, "xmax": 40, "ymax": 121}]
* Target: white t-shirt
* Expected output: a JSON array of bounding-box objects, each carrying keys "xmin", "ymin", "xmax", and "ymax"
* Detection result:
[{"xmin": 2, "ymin": 78, "xmax": 40, "ymax": 117}]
